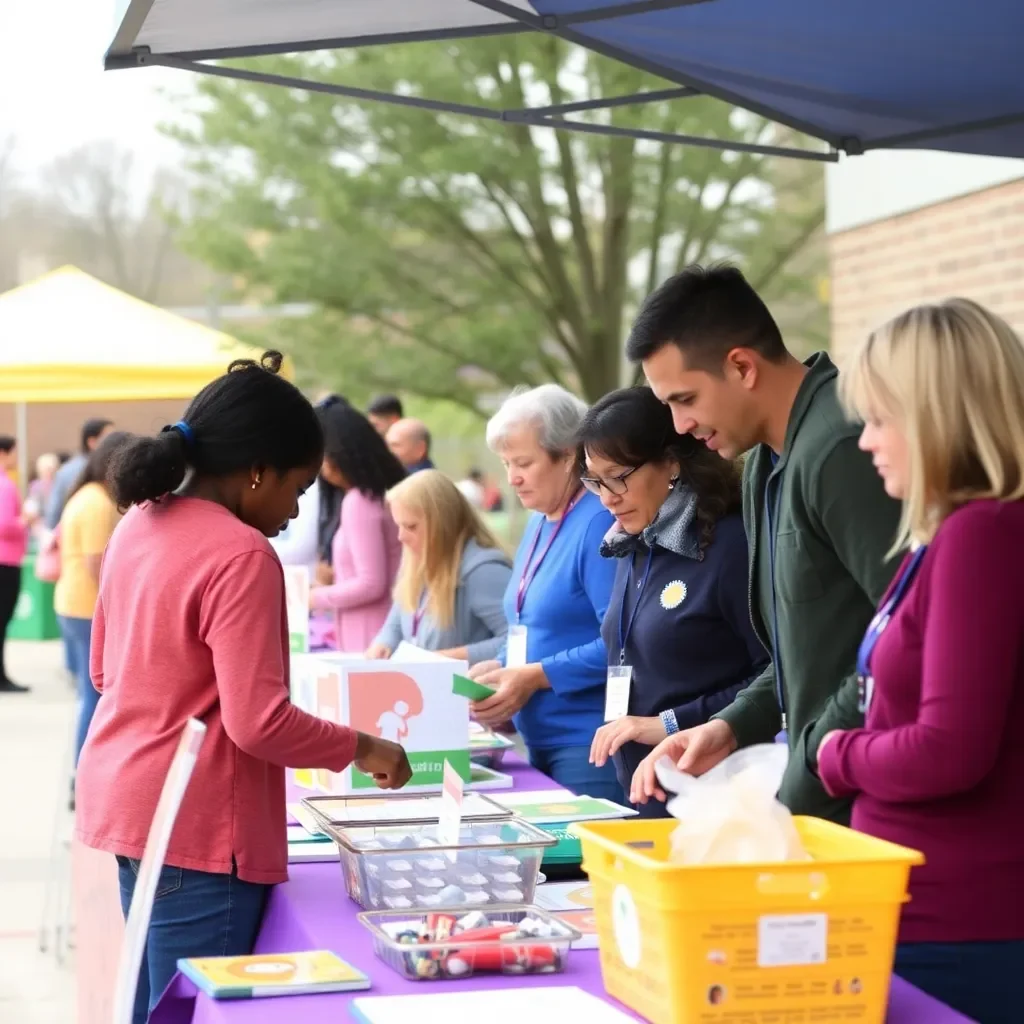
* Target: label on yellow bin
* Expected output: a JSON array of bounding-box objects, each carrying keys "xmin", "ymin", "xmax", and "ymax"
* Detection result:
[{"xmin": 757, "ymin": 913, "xmax": 828, "ymax": 967}]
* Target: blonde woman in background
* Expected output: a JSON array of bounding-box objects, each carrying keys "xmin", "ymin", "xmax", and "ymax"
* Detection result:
[
  {"xmin": 817, "ymin": 299, "xmax": 1024, "ymax": 1023},
  {"xmin": 366, "ymin": 470, "xmax": 512, "ymax": 666}
]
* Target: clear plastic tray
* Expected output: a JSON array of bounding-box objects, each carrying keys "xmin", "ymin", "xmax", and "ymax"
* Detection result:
[
  {"xmin": 469, "ymin": 727, "xmax": 516, "ymax": 767},
  {"xmin": 326, "ymin": 817, "xmax": 557, "ymax": 911},
  {"xmin": 357, "ymin": 905, "xmax": 580, "ymax": 981},
  {"xmin": 301, "ymin": 791, "xmax": 513, "ymax": 831}
]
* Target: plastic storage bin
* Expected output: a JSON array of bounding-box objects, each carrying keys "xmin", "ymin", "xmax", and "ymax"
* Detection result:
[
  {"xmin": 327, "ymin": 818, "xmax": 557, "ymax": 911},
  {"xmin": 358, "ymin": 905, "xmax": 581, "ymax": 981},
  {"xmin": 573, "ymin": 816, "xmax": 923, "ymax": 1024}
]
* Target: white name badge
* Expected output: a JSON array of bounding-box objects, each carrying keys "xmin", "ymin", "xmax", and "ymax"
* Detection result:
[
  {"xmin": 506, "ymin": 625, "xmax": 528, "ymax": 668},
  {"xmin": 604, "ymin": 665, "xmax": 633, "ymax": 722}
]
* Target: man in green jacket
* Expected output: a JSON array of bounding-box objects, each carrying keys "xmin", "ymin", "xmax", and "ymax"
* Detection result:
[{"xmin": 626, "ymin": 264, "xmax": 901, "ymax": 823}]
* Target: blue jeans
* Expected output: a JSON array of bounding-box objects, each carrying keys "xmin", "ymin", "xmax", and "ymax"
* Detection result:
[
  {"xmin": 60, "ymin": 615, "xmax": 97, "ymax": 765},
  {"xmin": 116, "ymin": 857, "xmax": 270, "ymax": 1024},
  {"xmin": 895, "ymin": 940, "xmax": 1024, "ymax": 1023},
  {"xmin": 528, "ymin": 744, "xmax": 625, "ymax": 804}
]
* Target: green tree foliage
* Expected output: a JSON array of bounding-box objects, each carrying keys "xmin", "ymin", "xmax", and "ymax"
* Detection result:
[{"xmin": 170, "ymin": 37, "xmax": 827, "ymax": 412}]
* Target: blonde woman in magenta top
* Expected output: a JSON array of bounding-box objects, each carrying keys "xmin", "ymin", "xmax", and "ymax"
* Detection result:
[
  {"xmin": 366, "ymin": 469, "xmax": 512, "ymax": 665},
  {"xmin": 819, "ymin": 299, "xmax": 1024, "ymax": 1023},
  {"xmin": 309, "ymin": 397, "xmax": 405, "ymax": 652}
]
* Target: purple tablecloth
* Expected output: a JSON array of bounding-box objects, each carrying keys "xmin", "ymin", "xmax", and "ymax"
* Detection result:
[{"xmin": 149, "ymin": 757, "xmax": 973, "ymax": 1024}]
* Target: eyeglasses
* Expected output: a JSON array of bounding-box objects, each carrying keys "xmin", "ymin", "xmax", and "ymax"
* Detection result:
[{"xmin": 580, "ymin": 464, "xmax": 644, "ymax": 497}]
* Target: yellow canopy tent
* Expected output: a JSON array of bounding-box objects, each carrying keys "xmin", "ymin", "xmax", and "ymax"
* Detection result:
[{"xmin": 0, "ymin": 266, "xmax": 291, "ymax": 487}]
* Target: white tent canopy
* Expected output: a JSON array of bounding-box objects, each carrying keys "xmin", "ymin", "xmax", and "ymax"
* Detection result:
[{"xmin": 110, "ymin": 0, "xmax": 537, "ymax": 62}]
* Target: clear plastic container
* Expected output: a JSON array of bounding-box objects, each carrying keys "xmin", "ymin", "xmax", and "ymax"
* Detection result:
[
  {"xmin": 326, "ymin": 817, "xmax": 557, "ymax": 911},
  {"xmin": 357, "ymin": 905, "xmax": 581, "ymax": 981},
  {"xmin": 469, "ymin": 727, "xmax": 516, "ymax": 768}
]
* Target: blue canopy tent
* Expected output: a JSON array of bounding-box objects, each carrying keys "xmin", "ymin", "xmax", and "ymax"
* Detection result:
[{"xmin": 104, "ymin": 1, "xmax": 1024, "ymax": 161}]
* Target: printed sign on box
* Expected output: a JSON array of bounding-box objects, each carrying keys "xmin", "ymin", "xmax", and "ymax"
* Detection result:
[
  {"xmin": 283, "ymin": 566, "xmax": 310, "ymax": 653},
  {"xmin": 289, "ymin": 652, "xmax": 471, "ymax": 793}
]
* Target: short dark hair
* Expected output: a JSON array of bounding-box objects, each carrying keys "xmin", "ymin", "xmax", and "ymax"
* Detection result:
[
  {"xmin": 0, "ymin": 435, "xmax": 15, "ymax": 454},
  {"xmin": 81, "ymin": 418, "xmax": 114, "ymax": 453},
  {"xmin": 318, "ymin": 397, "xmax": 407, "ymax": 500},
  {"xmin": 110, "ymin": 351, "xmax": 323, "ymax": 508},
  {"xmin": 576, "ymin": 386, "xmax": 741, "ymax": 551},
  {"xmin": 367, "ymin": 394, "xmax": 403, "ymax": 419},
  {"xmin": 68, "ymin": 431, "xmax": 131, "ymax": 502},
  {"xmin": 626, "ymin": 264, "xmax": 787, "ymax": 370}
]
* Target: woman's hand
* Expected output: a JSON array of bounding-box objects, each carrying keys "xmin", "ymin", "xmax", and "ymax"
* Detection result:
[
  {"xmin": 315, "ymin": 561, "xmax": 334, "ymax": 586},
  {"xmin": 817, "ymin": 730, "xmax": 843, "ymax": 759},
  {"xmin": 354, "ymin": 733, "xmax": 413, "ymax": 790},
  {"xmin": 471, "ymin": 664, "xmax": 547, "ymax": 727},
  {"xmin": 590, "ymin": 716, "xmax": 667, "ymax": 768},
  {"xmin": 630, "ymin": 719, "xmax": 737, "ymax": 805},
  {"xmin": 364, "ymin": 643, "xmax": 392, "ymax": 661},
  {"xmin": 468, "ymin": 659, "xmax": 501, "ymax": 681}
]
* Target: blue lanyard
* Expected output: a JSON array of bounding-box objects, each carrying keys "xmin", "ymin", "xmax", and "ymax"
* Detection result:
[
  {"xmin": 617, "ymin": 547, "xmax": 655, "ymax": 666},
  {"xmin": 856, "ymin": 545, "xmax": 928, "ymax": 711}
]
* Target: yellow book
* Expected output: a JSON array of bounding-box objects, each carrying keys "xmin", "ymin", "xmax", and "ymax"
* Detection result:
[{"xmin": 177, "ymin": 950, "xmax": 370, "ymax": 999}]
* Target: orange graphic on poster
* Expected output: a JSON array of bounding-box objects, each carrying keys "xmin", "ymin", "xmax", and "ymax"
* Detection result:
[{"xmin": 349, "ymin": 671, "xmax": 424, "ymax": 742}]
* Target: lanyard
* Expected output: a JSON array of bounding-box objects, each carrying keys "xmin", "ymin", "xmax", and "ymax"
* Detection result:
[
  {"xmin": 617, "ymin": 546, "xmax": 655, "ymax": 666},
  {"xmin": 411, "ymin": 591, "xmax": 427, "ymax": 639},
  {"xmin": 856, "ymin": 545, "xmax": 928, "ymax": 709},
  {"xmin": 515, "ymin": 490, "xmax": 582, "ymax": 621}
]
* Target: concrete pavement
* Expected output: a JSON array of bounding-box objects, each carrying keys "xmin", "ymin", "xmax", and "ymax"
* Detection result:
[{"xmin": 0, "ymin": 640, "xmax": 77, "ymax": 1023}]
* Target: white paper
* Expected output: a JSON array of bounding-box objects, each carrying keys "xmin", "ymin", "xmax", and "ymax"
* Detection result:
[
  {"xmin": 506, "ymin": 625, "xmax": 528, "ymax": 668},
  {"xmin": 604, "ymin": 665, "xmax": 632, "ymax": 721},
  {"xmin": 351, "ymin": 986, "xmax": 637, "ymax": 1024},
  {"xmin": 757, "ymin": 913, "xmax": 828, "ymax": 967},
  {"xmin": 391, "ymin": 641, "xmax": 456, "ymax": 663}
]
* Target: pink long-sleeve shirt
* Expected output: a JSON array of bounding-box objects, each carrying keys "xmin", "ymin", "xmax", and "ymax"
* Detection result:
[
  {"xmin": 75, "ymin": 497, "xmax": 358, "ymax": 885},
  {"xmin": 310, "ymin": 488, "xmax": 401, "ymax": 653},
  {"xmin": 818, "ymin": 499, "xmax": 1024, "ymax": 944},
  {"xmin": 0, "ymin": 470, "xmax": 28, "ymax": 567}
]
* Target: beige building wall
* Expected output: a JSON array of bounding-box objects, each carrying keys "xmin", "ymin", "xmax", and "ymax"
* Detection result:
[
  {"xmin": 826, "ymin": 151, "xmax": 1024, "ymax": 361},
  {"xmin": 0, "ymin": 399, "xmax": 186, "ymax": 476}
]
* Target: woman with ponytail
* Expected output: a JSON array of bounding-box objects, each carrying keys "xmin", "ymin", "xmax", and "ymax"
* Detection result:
[{"xmin": 74, "ymin": 353, "xmax": 411, "ymax": 1024}]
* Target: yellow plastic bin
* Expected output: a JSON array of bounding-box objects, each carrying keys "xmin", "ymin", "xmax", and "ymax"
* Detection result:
[{"xmin": 572, "ymin": 816, "xmax": 923, "ymax": 1024}]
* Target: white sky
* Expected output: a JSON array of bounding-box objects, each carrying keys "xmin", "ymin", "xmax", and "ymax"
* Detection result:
[{"xmin": 0, "ymin": 0, "xmax": 190, "ymax": 183}]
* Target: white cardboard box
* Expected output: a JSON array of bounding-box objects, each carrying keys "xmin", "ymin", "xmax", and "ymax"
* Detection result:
[{"xmin": 289, "ymin": 652, "xmax": 471, "ymax": 794}]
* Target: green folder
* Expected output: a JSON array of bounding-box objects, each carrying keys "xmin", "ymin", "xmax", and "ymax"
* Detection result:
[{"xmin": 452, "ymin": 674, "xmax": 495, "ymax": 701}]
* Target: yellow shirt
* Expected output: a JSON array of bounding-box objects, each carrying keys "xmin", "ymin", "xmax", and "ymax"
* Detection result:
[{"xmin": 54, "ymin": 483, "xmax": 120, "ymax": 620}]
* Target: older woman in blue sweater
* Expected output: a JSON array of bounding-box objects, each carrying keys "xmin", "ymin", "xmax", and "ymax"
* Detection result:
[
  {"xmin": 578, "ymin": 387, "xmax": 768, "ymax": 816},
  {"xmin": 469, "ymin": 385, "xmax": 623, "ymax": 803}
]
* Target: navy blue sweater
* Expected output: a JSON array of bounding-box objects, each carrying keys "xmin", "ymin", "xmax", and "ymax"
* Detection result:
[{"xmin": 600, "ymin": 511, "xmax": 768, "ymax": 816}]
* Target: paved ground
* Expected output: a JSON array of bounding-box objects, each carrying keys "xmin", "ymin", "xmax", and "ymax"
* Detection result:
[{"xmin": 0, "ymin": 640, "xmax": 77, "ymax": 1023}]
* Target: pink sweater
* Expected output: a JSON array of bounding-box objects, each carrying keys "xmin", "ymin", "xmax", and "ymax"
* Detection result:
[
  {"xmin": 310, "ymin": 489, "xmax": 401, "ymax": 653},
  {"xmin": 0, "ymin": 471, "xmax": 27, "ymax": 567},
  {"xmin": 75, "ymin": 497, "xmax": 358, "ymax": 885},
  {"xmin": 819, "ymin": 500, "xmax": 1024, "ymax": 944}
]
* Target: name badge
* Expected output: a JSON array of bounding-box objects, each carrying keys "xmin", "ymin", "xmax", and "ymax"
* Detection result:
[
  {"xmin": 604, "ymin": 664, "xmax": 633, "ymax": 722},
  {"xmin": 506, "ymin": 625, "xmax": 528, "ymax": 668}
]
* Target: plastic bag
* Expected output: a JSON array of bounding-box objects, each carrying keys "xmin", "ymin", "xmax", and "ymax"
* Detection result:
[{"xmin": 655, "ymin": 744, "xmax": 809, "ymax": 865}]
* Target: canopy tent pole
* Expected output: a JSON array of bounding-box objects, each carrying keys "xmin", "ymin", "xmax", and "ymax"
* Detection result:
[
  {"xmin": 15, "ymin": 402, "xmax": 28, "ymax": 498},
  {"xmin": 142, "ymin": 52, "xmax": 836, "ymax": 161}
]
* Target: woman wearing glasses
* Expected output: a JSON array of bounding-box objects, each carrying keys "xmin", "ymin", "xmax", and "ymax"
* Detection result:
[
  {"xmin": 468, "ymin": 384, "xmax": 622, "ymax": 802},
  {"xmin": 578, "ymin": 387, "xmax": 768, "ymax": 815}
]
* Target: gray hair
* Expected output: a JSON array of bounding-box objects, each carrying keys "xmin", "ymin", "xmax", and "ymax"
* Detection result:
[{"xmin": 486, "ymin": 384, "xmax": 589, "ymax": 456}]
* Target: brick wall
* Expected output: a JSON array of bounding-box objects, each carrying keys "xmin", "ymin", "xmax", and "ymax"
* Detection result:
[
  {"xmin": 828, "ymin": 176, "xmax": 1024, "ymax": 361},
  {"xmin": 0, "ymin": 399, "xmax": 186, "ymax": 478}
]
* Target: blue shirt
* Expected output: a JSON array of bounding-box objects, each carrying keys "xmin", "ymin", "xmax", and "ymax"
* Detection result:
[{"xmin": 497, "ymin": 491, "xmax": 617, "ymax": 749}]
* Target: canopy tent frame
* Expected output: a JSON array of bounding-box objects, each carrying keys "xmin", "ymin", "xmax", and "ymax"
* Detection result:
[{"xmin": 106, "ymin": 0, "xmax": 843, "ymax": 162}]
